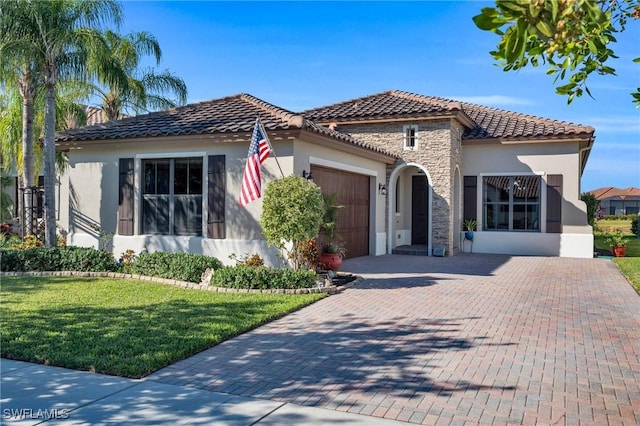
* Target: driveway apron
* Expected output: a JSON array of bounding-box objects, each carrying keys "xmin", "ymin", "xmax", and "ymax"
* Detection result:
[{"xmin": 149, "ymin": 254, "xmax": 640, "ymax": 425}]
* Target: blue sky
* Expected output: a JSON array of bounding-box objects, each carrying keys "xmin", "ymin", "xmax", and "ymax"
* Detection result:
[{"xmin": 119, "ymin": 1, "xmax": 639, "ymax": 192}]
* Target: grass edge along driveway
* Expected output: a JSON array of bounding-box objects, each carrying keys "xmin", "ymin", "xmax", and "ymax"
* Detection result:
[
  {"xmin": 0, "ymin": 276, "xmax": 325, "ymax": 378},
  {"xmin": 614, "ymin": 257, "xmax": 640, "ymax": 294}
]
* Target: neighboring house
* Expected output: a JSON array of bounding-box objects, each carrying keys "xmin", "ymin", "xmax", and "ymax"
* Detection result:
[
  {"xmin": 590, "ymin": 187, "xmax": 640, "ymax": 216},
  {"xmin": 54, "ymin": 90, "xmax": 595, "ymax": 263}
]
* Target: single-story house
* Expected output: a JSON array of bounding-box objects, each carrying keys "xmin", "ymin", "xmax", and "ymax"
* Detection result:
[
  {"xmin": 590, "ymin": 187, "xmax": 640, "ymax": 216},
  {"xmin": 54, "ymin": 90, "xmax": 595, "ymax": 263}
]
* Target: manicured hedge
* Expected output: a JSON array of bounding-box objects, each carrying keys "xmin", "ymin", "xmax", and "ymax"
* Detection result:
[
  {"xmin": 600, "ymin": 214, "xmax": 639, "ymax": 221},
  {"xmin": 212, "ymin": 266, "xmax": 317, "ymax": 289},
  {"xmin": 0, "ymin": 247, "xmax": 118, "ymax": 272},
  {"xmin": 129, "ymin": 251, "xmax": 223, "ymax": 283}
]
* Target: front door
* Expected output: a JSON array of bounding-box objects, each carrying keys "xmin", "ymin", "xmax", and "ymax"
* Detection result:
[{"xmin": 411, "ymin": 175, "xmax": 428, "ymax": 245}]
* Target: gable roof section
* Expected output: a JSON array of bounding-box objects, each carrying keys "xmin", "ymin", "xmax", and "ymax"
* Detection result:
[
  {"xmin": 55, "ymin": 94, "xmax": 396, "ymax": 159},
  {"xmin": 461, "ymin": 102, "xmax": 594, "ymax": 141},
  {"xmin": 303, "ymin": 90, "xmax": 474, "ymax": 127},
  {"xmin": 590, "ymin": 187, "xmax": 640, "ymax": 200},
  {"xmin": 302, "ymin": 90, "xmax": 595, "ymax": 142}
]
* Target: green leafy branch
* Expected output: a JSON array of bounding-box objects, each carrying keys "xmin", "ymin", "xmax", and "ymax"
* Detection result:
[{"xmin": 473, "ymin": 0, "xmax": 640, "ymax": 106}]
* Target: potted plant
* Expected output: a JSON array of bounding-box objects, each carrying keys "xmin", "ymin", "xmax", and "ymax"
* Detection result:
[
  {"xmin": 605, "ymin": 229, "xmax": 627, "ymax": 257},
  {"xmin": 318, "ymin": 193, "xmax": 347, "ymax": 271},
  {"xmin": 463, "ymin": 219, "xmax": 477, "ymax": 241}
]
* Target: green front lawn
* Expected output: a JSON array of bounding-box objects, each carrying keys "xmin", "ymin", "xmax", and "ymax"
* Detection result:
[
  {"xmin": 594, "ymin": 234, "xmax": 640, "ymax": 257},
  {"xmin": 0, "ymin": 276, "xmax": 325, "ymax": 378},
  {"xmin": 614, "ymin": 258, "xmax": 640, "ymax": 294},
  {"xmin": 594, "ymin": 219, "xmax": 639, "ymax": 257}
]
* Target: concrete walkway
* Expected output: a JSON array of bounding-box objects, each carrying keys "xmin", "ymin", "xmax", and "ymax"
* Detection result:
[
  {"xmin": 2, "ymin": 254, "xmax": 639, "ymax": 425},
  {"xmin": 1, "ymin": 359, "xmax": 406, "ymax": 425}
]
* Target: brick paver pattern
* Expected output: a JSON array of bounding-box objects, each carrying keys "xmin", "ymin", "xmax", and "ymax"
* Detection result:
[{"xmin": 149, "ymin": 255, "xmax": 640, "ymax": 425}]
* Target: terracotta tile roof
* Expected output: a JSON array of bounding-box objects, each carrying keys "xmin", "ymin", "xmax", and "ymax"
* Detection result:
[
  {"xmin": 303, "ymin": 90, "xmax": 464, "ymax": 121},
  {"xmin": 590, "ymin": 187, "xmax": 640, "ymax": 200},
  {"xmin": 302, "ymin": 90, "xmax": 595, "ymax": 141},
  {"xmin": 461, "ymin": 102, "xmax": 594, "ymax": 140},
  {"xmin": 55, "ymin": 94, "xmax": 395, "ymax": 158}
]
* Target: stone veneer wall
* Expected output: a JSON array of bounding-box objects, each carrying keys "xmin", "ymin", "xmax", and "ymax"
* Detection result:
[{"xmin": 335, "ymin": 120, "xmax": 463, "ymax": 255}]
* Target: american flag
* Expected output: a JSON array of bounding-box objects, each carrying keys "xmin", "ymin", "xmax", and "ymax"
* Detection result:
[{"xmin": 239, "ymin": 118, "xmax": 272, "ymax": 206}]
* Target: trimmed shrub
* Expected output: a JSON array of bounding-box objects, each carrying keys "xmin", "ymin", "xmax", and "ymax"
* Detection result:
[
  {"xmin": 632, "ymin": 217, "xmax": 638, "ymax": 236},
  {"xmin": 212, "ymin": 266, "xmax": 317, "ymax": 289},
  {"xmin": 600, "ymin": 214, "xmax": 638, "ymax": 221},
  {"xmin": 260, "ymin": 175, "xmax": 325, "ymax": 268},
  {"xmin": 129, "ymin": 251, "xmax": 223, "ymax": 283},
  {"xmin": 0, "ymin": 246, "xmax": 118, "ymax": 272}
]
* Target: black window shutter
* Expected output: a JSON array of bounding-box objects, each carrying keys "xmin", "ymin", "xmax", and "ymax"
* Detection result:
[
  {"xmin": 207, "ymin": 155, "xmax": 226, "ymax": 239},
  {"xmin": 546, "ymin": 174, "xmax": 563, "ymax": 233},
  {"xmin": 463, "ymin": 176, "xmax": 477, "ymax": 222},
  {"xmin": 118, "ymin": 158, "xmax": 134, "ymax": 236}
]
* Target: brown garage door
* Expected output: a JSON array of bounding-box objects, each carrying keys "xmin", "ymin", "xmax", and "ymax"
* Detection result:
[{"xmin": 310, "ymin": 165, "xmax": 370, "ymax": 259}]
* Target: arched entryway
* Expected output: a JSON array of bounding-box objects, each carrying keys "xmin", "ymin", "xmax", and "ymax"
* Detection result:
[
  {"xmin": 453, "ymin": 166, "xmax": 461, "ymax": 253},
  {"xmin": 387, "ymin": 163, "xmax": 433, "ymax": 255}
]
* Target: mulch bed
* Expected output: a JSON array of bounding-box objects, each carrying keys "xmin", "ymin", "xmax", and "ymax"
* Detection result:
[
  {"xmin": 594, "ymin": 247, "xmax": 613, "ymax": 257},
  {"xmin": 327, "ymin": 273, "xmax": 357, "ymax": 286}
]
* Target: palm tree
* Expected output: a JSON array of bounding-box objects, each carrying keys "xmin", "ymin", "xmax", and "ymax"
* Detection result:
[
  {"xmin": 1, "ymin": 0, "xmax": 125, "ymax": 246},
  {"xmin": 0, "ymin": 2, "xmax": 43, "ymax": 235},
  {"xmin": 93, "ymin": 30, "xmax": 187, "ymax": 120},
  {"xmin": 1, "ymin": 81, "xmax": 88, "ymax": 236}
]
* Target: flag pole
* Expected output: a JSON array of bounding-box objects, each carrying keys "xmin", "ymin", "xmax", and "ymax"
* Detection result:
[{"xmin": 257, "ymin": 117, "xmax": 285, "ymax": 178}]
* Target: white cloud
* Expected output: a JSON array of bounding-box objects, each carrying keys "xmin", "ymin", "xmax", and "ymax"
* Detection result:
[
  {"xmin": 452, "ymin": 95, "xmax": 534, "ymax": 107},
  {"xmin": 587, "ymin": 117, "xmax": 640, "ymax": 133}
]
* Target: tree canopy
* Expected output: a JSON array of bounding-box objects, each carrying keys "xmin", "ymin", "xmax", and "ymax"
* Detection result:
[
  {"xmin": 0, "ymin": 0, "xmax": 187, "ymax": 245},
  {"xmin": 260, "ymin": 175, "xmax": 325, "ymax": 268},
  {"xmin": 473, "ymin": 0, "xmax": 640, "ymax": 106},
  {"xmin": 93, "ymin": 30, "xmax": 188, "ymax": 120}
]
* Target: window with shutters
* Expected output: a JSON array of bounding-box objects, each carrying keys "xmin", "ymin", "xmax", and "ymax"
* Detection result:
[
  {"xmin": 142, "ymin": 157, "xmax": 203, "ymax": 236},
  {"xmin": 482, "ymin": 175, "xmax": 541, "ymax": 232}
]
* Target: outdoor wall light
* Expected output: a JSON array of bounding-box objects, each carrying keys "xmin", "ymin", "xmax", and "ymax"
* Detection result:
[
  {"xmin": 378, "ymin": 183, "xmax": 388, "ymax": 196},
  {"xmin": 302, "ymin": 170, "xmax": 314, "ymax": 182}
]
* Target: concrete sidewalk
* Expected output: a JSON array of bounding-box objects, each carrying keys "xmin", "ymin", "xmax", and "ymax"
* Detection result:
[{"xmin": 1, "ymin": 359, "xmax": 407, "ymax": 425}]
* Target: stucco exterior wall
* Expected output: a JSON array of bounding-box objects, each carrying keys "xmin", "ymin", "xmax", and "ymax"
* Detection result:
[
  {"xmin": 60, "ymin": 138, "xmax": 293, "ymax": 265},
  {"xmin": 292, "ymin": 138, "xmax": 389, "ymax": 256},
  {"xmin": 462, "ymin": 140, "xmax": 593, "ymax": 258},
  {"xmin": 58, "ymin": 135, "xmax": 391, "ymax": 265}
]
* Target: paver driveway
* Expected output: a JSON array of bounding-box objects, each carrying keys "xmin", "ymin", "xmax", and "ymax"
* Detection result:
[{"xmin": 149, "ymin": 254, "xmax": 640, "ymax": 425}]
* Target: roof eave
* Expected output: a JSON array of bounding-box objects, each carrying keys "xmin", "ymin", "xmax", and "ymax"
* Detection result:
[
  {"xmin": 462, "ymin": 133, "xmax": 595, "ymax": 145},
  {"xmin": 55, "ymin": 126, "xmax": 398, "ymax": 164}
]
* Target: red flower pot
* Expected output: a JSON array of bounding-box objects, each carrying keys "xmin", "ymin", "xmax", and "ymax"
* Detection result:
[
  {"xmin": 612, "ymin": 245, "xmax": 626, "ymax": 257},
  {"xmin": 319, "ymin": 253, "xmax": 342, "ymax": 271}
]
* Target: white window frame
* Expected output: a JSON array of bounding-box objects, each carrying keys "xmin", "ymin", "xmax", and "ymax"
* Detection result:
[{"xmin": 403, "ymin": 125, "xmax": 419, "ymax": 151}]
